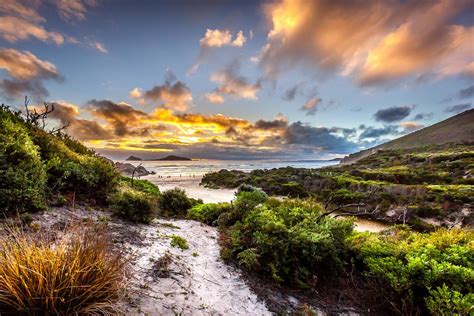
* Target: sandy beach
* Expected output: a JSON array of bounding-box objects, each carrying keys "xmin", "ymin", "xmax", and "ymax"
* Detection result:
[{"xmin": 144, "ymin": 175, "xmax": 236, "ymax": 203}]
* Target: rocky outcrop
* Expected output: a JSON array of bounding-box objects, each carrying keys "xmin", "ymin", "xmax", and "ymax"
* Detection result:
[{"xmin": 115, "ymin": 162, "xmax": 155, "ymax": 177}]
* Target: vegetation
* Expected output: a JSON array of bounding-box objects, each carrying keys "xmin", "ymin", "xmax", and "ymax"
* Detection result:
[
  {"xmin": 158, "ymin": 188, "xmax": 198, "ymax": 217},
  {"xmin": 170, "ymin": 235, "xmax": 189, "ymax": 250},
  {"xmin": 0, "ymin": 225, "xmax": 125, "ymax": 314},
  {"xmin": 109, "ymin": 177, "xmax": 160, "ymax": 223},
  {"xmin": 202, "ymin": 143, "xmax": 474, "ymax": 228},
  {"xmin": 188, "ymin": 202, "xmax": 231, "ymax": 225},
  {"xmin": 348, "ymin": 227, "xmax": 474, "ymax": 315}
]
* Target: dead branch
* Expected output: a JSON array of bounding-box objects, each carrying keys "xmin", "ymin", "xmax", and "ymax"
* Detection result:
[
  {"xmin": 316, "ymin": 203, "xmax": 367, "ymax": 223},
  {"xmin": 131, "ymin": 163, "xmax": 143, "ymax": 186}
]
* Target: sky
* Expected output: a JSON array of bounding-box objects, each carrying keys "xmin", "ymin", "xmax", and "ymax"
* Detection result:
[{"xmin": 0, "ymin": 0, "xmax": 473, "ymax": 160}]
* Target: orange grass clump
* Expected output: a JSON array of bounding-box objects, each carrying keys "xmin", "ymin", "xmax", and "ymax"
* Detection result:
[{"xmin": 0, "ymin": 225, "xmax": 126, "ymax": 314}]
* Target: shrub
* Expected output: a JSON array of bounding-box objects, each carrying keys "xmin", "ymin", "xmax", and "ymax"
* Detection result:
[
  {"xmin": 188, "ymin": 202, "xmax": 232, "ymax": 225},
  {"xmin": 0, "ymin": 225, "xmax": 125, "ymax": 314},
  {"xmin": 348, "ymin": 227, "xmax": 474, "ymax": 314},
  {"xmin": 109, "ymin": 188, "xmax": 156, "ymax": 223},
  {"xmin": 222, "ymin": 199, "xmax": 354, "ymax": 287},
  {"xmin": 0, "ymin": 114, "xmax": 47, "ymax": 214},
  {"xmin": 129, "ymin": 178, "xmax": 160, "ymax": 196},
  {"xmin": 170, "ymin": 235, "xmax": 189, "ymax": 250},
  {"xmin": 158, "ymin": 188, "xmax": 193, "ymax": 217}
]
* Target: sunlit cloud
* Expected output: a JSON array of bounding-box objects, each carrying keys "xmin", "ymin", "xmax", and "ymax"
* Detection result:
[
  {"xmin": 208, "ymin": 63, "xmax": 261, "ymax": 102},
  {"xmin": 301, "ymin": 97, "xmax": 321, "ymax": 116},
  {"xmin": 400, "ymin": 121, "xmax": 424, "ymax": 133},
  {"xmin": 131, "ymin": 79, "xmax": 193, "ymax": 112},
  {"xmin": 189, "ymin": 28, "xmax": 248, "ymax": 74},
  {"xmin": 258, "ymin": 0, "xmax": 474, "ymax": 86},
  {"xmin": 0, "ymin": 48, "xmax": 62, "ymax": 100},
  {"xmin": 204, "ymin": 92, "xmax": 224, "ymax": 104},
  {"xmin": 55, "ymin": 0, "xmax": 99, "ymax": 22},
  {"xmin": 0, "ymin": 16, "xmax": 64, "ymax": 44}
]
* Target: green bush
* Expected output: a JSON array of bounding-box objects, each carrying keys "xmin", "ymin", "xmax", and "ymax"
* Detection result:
[
  {"xmin": 158, "ymin": 188, "xmax": 193, "ymax": 217},
  {"xmin": 31, "ymin": 128, "xmax": 119, "ymax": 203},
  {"xmin": 348, "ymin": 228, "xmax": 474, "ymax": 314},
  {"xmin": 123, "ymin": 177, "xmax": 160, "ymax": 196},
  {"xmin": 188, "ymin": 203, "xmax": 231, "ymax": 225},
  {"xmin": 0, "ymin": 114, "xmax": 46, "ymax": 214},
  {"xmin": 109, "ymin": 188, "xmax": 156, "ymax": 223},
  {"xmin": 221, "ymin": 199, "xmax": 354, "ymax": 287}
]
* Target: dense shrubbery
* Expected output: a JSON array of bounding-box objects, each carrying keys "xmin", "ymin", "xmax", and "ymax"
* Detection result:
[
  {"xmin": 109, "ymin": 178, "xmax": 160, "ymax": 223},
  {"xmin": 222, "ymin": 198, "xmax": 354, "ymax": 287},
  {"xmin": 201, "ymin": 143, "xmax": 474, "ymax": 226},
  {"xmin": 348, "ymin": 228, "xmax": 474, "ymax": 315},
  {"xmin": 188, "ymin": 202, "xmax": 231, "ymax": 225},
  {"xmin": 0, "ymin": 110, "xmax": 47, "ymax": 214},
  {"xmin": 158, "ymin": 188, "xmax": 197, "ymax": 217},
  {"xmin": 0, "ymin": 105, "xmax": 121, "ymax": 215}
]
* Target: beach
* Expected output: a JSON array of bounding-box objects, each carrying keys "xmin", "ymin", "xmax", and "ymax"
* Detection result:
[{"xmin": 145, "ymin": 174, "xmax": 236, "ymax": 203}]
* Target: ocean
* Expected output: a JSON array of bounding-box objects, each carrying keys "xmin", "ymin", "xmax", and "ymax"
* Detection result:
[{"xmin": 116, "ymin": 159, "xmax": 338, "ymax": 177}]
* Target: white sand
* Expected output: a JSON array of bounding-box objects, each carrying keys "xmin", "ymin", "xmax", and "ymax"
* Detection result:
[{"xmin": 144, "ymin": 175, "xmax": 236, "ymax": 203}]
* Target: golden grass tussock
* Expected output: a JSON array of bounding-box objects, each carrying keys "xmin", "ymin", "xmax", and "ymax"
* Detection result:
[{"xmin": 0, "ymin": 224, "xmax": 126, "ymax": 314}]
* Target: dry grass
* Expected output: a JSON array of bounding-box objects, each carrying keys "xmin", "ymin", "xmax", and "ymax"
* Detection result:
[{"xmin": 0, "ymin": 224, "xmax": 126, "ymax": 314}]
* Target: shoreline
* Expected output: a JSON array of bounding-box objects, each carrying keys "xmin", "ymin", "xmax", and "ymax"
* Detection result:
[{"xmin": 142, "ymin": 175, "xmax": 236, "ymax": 204}]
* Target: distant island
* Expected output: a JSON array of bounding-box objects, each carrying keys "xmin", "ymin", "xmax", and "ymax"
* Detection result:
[{"xmin": 125, "ymin": 155, "xmax": 191, "ymax": 161}]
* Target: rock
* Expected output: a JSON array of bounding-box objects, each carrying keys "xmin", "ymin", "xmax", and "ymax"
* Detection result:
[
  {"xmin": 126, "ymin": 155, "xmax": 142, "ymax": 161},
  {"xmin": 115, "ymin": 162, "xmax": 154, "ymax": 177}
]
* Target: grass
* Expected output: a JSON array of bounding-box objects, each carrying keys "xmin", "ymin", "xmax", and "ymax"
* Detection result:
[
  {"xmin": 170, "ymin": 235, "xmax": 189, "ymax": 250},
  {"xmin": 0, "ymin": 224, "xmax": 126, "ymax": 314}
]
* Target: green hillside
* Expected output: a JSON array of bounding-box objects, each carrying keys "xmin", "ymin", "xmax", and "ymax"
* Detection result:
[{"xmin": 341, "ymin": 109, "xmax": 474, "ymax": 164}]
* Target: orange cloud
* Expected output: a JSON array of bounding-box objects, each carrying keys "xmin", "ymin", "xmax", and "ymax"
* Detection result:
[
  {"xmin": 204, "ymin": 92, "xmax": 224, "ymax": 104},
  {"xmin": 55, "ymin": 0, "xmax": 99, "ymax": 22},
  {"xmin": 209, "ymin": 63, "xmax": 261, "ymax": 101},
  {"xmin": 131, "ymin": 80, "xmax": 193, "ymax": 112},
  {"xmin": 0, "ymin": 16, "xmax": 64, "ymax": 44},
  {"xmin": 260, "ymin": 0, "xmax": 474, "ymax": 85}
]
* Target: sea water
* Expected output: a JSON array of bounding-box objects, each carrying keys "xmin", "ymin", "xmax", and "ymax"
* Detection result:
[{"xmin": 115, "ymin": 159, "xmax": 338, "ymax": 177}]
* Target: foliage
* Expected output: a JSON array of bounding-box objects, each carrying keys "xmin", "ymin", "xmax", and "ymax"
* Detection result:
[
  {"xmin": 0, "ymin": 225, "xmax": 125, "ymax": 314},
  {"xmin": 218, "ymin": 198, "xmax": 354, "ymax": 287},
  {"xmin": 158, "ymin": 188, "xmax": 194, "ymax": 217},
  {"xmin": 0, "ymin": 112, "xmax": 47, "ymax": 214},
  {"xmin": 201, "ymin": 143, "xmax": 474, "ymax": 227},
  {"xmin": 109, "ymin": 187, "xmax": 157, "ymax": 224},
  {"xmin": 0, "ymin": 104, "xmax": 121, "ymax": 212},
  {"xmin": 348, "ymin": 227, "xmax": 474, "ymax": 314},
  {"xmin": 188, "ymin": 202, "xmax": 231, "ymax": 225},
  {"xmin": 170, "ymin": 235, "xmax": 189, "ymax": 250}
]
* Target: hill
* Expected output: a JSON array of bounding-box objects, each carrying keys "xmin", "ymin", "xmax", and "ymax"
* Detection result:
[
  {"xmin": 152, "ymin": 155, "xmax": 191, "ymax": 161},
  {"xmin": 126, "ymin": 155, "xmax": 142, "ymax": 161},
  {"xmin": 341, "ymin": 109, "xmax": 474, "ymax": 164}
]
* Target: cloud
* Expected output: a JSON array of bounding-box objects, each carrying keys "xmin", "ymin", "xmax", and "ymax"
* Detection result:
[
  {"xmin": 400, "ymin": 121, "xmax": 424, "ymax": 133},
  {"xmin": 413, "ymin": 112, "xmax": 433, "ymax": 121},
  {"xmin": 300, "ymin": 97, "xmax": 321, "ymax": 115},
  {"xmin": 458, "ymin": 85, "xmax": 474, "ymax": 99},
  {"xmin": 204, "ymin": 92, "xmax": 224, "ymax": 104},
  {"xmin": 445, "ymin": 103, "xmax": 472, "ymax": 113},
  {"xmin": 0, "ymin": 16, "xmax": 64, "ymax": 44},
  {"xmin": 258, "ymin": 0, "xmax": 474, "ymax": 85},
  {"xmin": 136, "ymin": 81, "xmax": 193, "ymax": 112},
  {"xmin": 359, "ymin": 125, "xmax": 399, "ymax": 139},
  {"xmin": 283, "ymin": 122, "xmax": 358, "ymax": 153},
  {"xmin": 208, "ymin": 63, "xmax": 261, "ymax": 102},
  {"xmin": 87, "ymin": 99, "xmax": 149, "ymax": 136},
  {"xmin": 231, "ymin": 30, "xmax": 247, "ymax": 47},
  {"xmin": 0, "ymin": 0, "xmax": 44, "ymax": 23},
  {"xmin": 88, "ymin": 40, "xmax": 107, "ymax": 53},
  {"xmin": 129, "ymin": 87, "xmax": 143, "ymax": 99},
  {"xmin": 0, "ymin": 48, "xmax": 62, "ymax": 99},
  {"xmin": 374, "ymin": 105, "xmax": 412, "ymax": 123},
  {"xmin": 189, "ymin": 28, "xmax": 248, "ymax": 74},
  {"xmin": 55, "ymin": 0, "xmax": 99, "ymax": 22}
]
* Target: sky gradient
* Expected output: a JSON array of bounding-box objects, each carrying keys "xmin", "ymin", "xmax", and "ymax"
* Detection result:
[{"xmin": 0, "ymin": 0, "xmax": 473, "ymax": 160}]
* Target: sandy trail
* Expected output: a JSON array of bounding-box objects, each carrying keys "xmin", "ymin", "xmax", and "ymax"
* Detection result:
[
  {"xmin": 122, "ymin": 219, "xmax": 270, "ymax": 315},
  {"xmin": 24, "ymin": 206, "xmax": 270, "ymax": 315}
]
